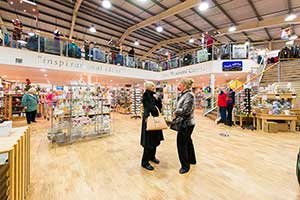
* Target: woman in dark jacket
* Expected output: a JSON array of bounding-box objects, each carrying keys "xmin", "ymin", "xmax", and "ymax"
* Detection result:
[
  {"xmin": 141, "ymin": 81, "xmax": 164, "ymax": 171},
  {"xmin": 174, "ymin": 78, "xmax": 196, "ymax": 174}
]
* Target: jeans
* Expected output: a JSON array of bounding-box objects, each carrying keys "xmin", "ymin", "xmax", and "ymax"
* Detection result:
[
  {"xmin": 25, "ymin": 110, "xmax": 37, "ymax": 124},
  {"xmin": 219, "ymin": 107, "xmax": 227, "ymax": 123}
]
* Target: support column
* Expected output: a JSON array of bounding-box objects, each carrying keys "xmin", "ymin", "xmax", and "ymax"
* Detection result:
[{"xmin": 268, "ymin": 41, "xmax": 272, "ymax": 50}]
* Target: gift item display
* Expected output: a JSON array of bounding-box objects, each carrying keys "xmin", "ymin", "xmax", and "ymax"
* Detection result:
[
  {"xmin": 0, "ymin": 79, "xmax": 4, "ymax": 123},
  {"xmin": 163, "ymin": 85, "xmax": 177, "ymax": 122},
  {"xmin": 4, "ymin": 94, "xmax": 24, "ymax": 120},
  {"xmin": 116, "ymin": 88, "xmax": 131, "ymax": 114},
  {"xmin": 131, "ymin": 87, "xmax": 142, "ymax": 119},
  {"xmin": 48, "ymin": 84, "xmax": 111, "ymax": 144}
]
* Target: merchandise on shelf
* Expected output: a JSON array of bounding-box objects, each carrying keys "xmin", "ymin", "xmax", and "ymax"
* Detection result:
[
  {"xmin": 163, "ymin": 84, "xmax": 177, "ymax": 122},
  {"xmin": 131, "ymin": 87, "xmax": 142, "ymax": 118},
  {"xmin": 48, "ymin": 84, "xmax": 111, "ymax": 144}
]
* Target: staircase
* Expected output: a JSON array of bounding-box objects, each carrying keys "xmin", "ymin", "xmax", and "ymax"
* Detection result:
[{"xmin": 260, "ymin": 60, "xmax": 300, "ymax": 87}]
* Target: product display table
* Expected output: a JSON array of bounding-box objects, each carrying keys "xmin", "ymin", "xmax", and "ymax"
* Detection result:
[
  {"xmin": 234, "ymin": 114, "xmax": 255, "ymax": 127},
  {"xmin": 256, "ymin": 114, "xmax": 297, "ymax": 132},
  {"xmin": 0, "ymin": 126, "xmax": 30, "ymax": 200}
]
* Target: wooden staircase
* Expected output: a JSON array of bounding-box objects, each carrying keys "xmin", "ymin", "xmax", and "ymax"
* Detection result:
[{"xmin": 260, "ymin": 60, "xmax": 300, "ymax": 87}]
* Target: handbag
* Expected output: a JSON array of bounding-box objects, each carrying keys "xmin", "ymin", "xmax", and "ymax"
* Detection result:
[
  {"xmin": 146, "ymin": 106, "xmax": 168, "ymax": 131},
  {"xmin": 169, "ymin": 116, "xmax": 188, "ymax": 131}
]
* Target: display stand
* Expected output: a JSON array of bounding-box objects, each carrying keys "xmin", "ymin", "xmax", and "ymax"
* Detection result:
[
  {"xmin": 163, "ymin": 85, "xmax": 177, "ymax": 122},
  {"xmin": 48, "ymin": 84, "xmax": 111, "ymax": 145},
  {"xmin": 0, "ymin": 127, "xmax": 30, "ymax": 200},
  {"xmin": 131, "ymin": 87, "xmax": 141, "ymax": 119},
  {"xmin": 4, "ymin": 94, "xmax": 25, "ymax": 120},
  {"xmin": 241, "ymin": 88, "xmax": 255, "ymax": 130},
  {"xmin": 0, "ymin": 79, "xmax": 4, "ymax": 122}
]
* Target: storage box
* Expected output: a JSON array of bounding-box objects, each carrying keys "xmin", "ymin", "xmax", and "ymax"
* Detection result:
[
  {"xmin": 277, "ymin": 123, "xmax": 289, "ymax": 132},
  {"xmin": 264, "ymin": 122, "xmax": 278, "ymax": 133}
]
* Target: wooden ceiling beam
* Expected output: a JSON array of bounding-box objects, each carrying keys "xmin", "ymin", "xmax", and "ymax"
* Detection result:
[
  {"xmin": 69, "ymin": 0, "xmax": 83, "ymax": 39},
  {"xmin": 141, "ymin": 14, "xmax": 300, "ymax": 59},
  {"xmin": 118, "ymin": 0, "xmax": 200, "ymax": 44}
]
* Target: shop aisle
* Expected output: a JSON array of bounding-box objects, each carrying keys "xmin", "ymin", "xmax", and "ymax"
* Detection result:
[{"xmin": 15, "ymin": 111, "xmax": 300, "ymax": 200}]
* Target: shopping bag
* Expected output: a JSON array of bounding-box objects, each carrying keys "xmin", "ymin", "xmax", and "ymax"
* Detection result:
[{"xmin": 146, "ymin": 107, "xmax": 168, "ymax": 131}]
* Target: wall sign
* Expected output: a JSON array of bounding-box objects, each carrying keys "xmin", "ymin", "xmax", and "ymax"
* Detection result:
[
  {"xmin": 197, "ymin": 49, "xmax": 208, "ymax": 63},
  {"xmin": 222, "ymin": 61, "xmax": 243, "ymax": 71}
]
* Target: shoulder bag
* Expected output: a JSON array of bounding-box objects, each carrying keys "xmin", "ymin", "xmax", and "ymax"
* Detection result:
[{"xmin": 146, "ymin": 106, "xmax": 168, "ymax": 131}]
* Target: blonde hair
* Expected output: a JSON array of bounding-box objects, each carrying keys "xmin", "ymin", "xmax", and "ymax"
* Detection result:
[
  {"xmin": 180, "ymin": 78, "xmax": 194, "ymax": 90},
  {"xmin": 144, "ymin": 81, "xmax": 155, "ymax": 90},
  {"xmin": 28, "ymin": 88, "xmax": 36, "ymax": 94}
]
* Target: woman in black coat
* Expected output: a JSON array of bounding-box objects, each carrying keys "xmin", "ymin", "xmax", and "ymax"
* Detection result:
[{"xmin": 141, "ymin": 81, "xmax": 164, "ymax": 171}]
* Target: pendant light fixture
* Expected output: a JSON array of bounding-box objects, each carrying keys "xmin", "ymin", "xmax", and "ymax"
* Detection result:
[
  {"xmin": 102, "ymin": 0, "xmax": 112, "ymax": 9},
  {"xmin": 156, "ymin": 25, "xmax": 163, "ymax": 33},
  {"xmin": 89, "ymin": 25, "xmax": 96, "ymax": 33},
  {"xmin": 198, "ymin": 1, "xmax": 209, "ymax": 11}
]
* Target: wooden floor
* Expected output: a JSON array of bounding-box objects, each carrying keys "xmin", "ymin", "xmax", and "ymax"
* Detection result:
[{"xmin": 14, "ymin": 111, "xmax": 300, "ymax": 200}]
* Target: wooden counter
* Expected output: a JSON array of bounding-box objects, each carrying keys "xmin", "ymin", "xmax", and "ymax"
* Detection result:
[
  {"xmin": 256, "ymin": 113, "xmax": 297, "ymax": 132},
  {"xmin": 0, "ymin": 126, "xmax": 30, "ymax": 200}
]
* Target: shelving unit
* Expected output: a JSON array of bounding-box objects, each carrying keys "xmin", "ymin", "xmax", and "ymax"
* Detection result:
[
  {"xmin": 131, "ymin": 87, "xmax": 141, "ymax": 119},
  {"xmin": 4, "ymin": 94, "xmax": 24, "ymax": 120},
  {"xmin": 48, "ymin": 85, "xmax": 111, "ymax": 145},
  {"xmin": 0, "ymin": 79, "xmax": 4, "ymax": 122},
  {"xmin": 163, "ymin": 85, "xmax": 177, "ymax": 122}
]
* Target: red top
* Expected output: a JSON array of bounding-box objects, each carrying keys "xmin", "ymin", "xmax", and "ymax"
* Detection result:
[
  {"xmin": 207, "ymin": 37, "xmax": 214, "ymax": 48},
  {"xmin": 218, "ymin": 93, "xmax": 227, "ymax": 107}
]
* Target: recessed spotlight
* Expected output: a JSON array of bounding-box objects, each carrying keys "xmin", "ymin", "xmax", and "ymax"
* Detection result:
[
  {"xmin": 24, "ymin": 9, "xmax": 26, "ymax": 12},
  {"xmin": 32, "ymin": 8, "xmax": 36, "ymax": 12},
  {"xmin": 44, "ymin": 74, "xmax": 48, "ymax": 77},
  {"xmin": 10, "ymin": 1, "xmax": 13, "ymax": 5},
  {"xmin": 89, "ymin": 25, "xmax": 96, "ymax": 33},
  {"xmin": 40, "ymin": 69, "xmax": 47, "ymax": 72},
  {"xmin": 198, "ymin": 1, "xmax": 209, "ymax": 11},
  {"xmin": 228, "ymin": 26, "xmax": 236, "ymax": 32},
  {"xmin": 189, "ymin": 38, "xmax": 195, "ymax": 43},
  {"xmin": 176, "ymin": 80, "xmax": 178, "ymax": 82},
  {"xmin": 102, "ymin": 0, "xmax": 112, "ymax": 9},
  {"xmin": 19, "ymin": 0, "xmax": 22, "ymax": 3},
  {"xmin": 165, "ymin": 52, "xmax": 169, "ymax": 56},
  {"xmin": 110, "ymin": 80, "xmax": 113, "ymax": 82},
  {"xmin": 285, "ymin": 14, "xmax": 297, "ymax": 22},
  {"xmin": 245, "ymin": 41, "xmax": 250, "ymax": 46},
  {"xmin": 156, "ymin": 26, "xmax": 163, "ymax": 33},
  {"xmin": 3, "ymin": 75, "xmax": 7, "ymax": 78},
  {"xmin": 134, "ymin": 41, "xmax": 139, "ymax": 46},
  {"xmin": 225, "ymin": 73, "xmax": 229, "ymax": 76}
]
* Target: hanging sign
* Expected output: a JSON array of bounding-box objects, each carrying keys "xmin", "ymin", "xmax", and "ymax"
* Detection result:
[
  {"xmin": 232, "ymin": 45, "xmax": 247, "ymax": 59},
  {"xmin": 222, "ymin": 61, "xmax": 243, "ymax": 71}
]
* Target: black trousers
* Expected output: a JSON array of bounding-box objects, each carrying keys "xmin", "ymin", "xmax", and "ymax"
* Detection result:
[
  {"xmin": 142, "ymin": 147, "xmax": 156, "ymax": 166},
  {"xmin": 177, "ymin": 125, "xmax": 196, "ymax": 170},
  {"xmin": 227, "ymin": 105, "xmax": 233, "ymax": 126},
  {"xmin": 25, "ymin": 110, "xmax": 37, "ymax": 124}
]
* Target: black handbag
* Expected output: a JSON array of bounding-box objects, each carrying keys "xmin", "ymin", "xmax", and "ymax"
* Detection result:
[
  {"xmin": 297, "ymin": 148, "xmax": 300, "ymax": 184},
  {"xmin": 169, "ymin": 117, "xmax": 188, "ymax": 131}
]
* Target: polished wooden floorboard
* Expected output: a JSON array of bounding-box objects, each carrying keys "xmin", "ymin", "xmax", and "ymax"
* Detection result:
[{"xmin": 14, "ymin": 111, "xmax": 300, "ymax": 200}]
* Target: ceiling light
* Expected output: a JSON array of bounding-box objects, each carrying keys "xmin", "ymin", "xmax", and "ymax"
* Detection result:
[
  {"xmin": 225, "ymin": 73, "xmax": 229, "ymax": 76},
  {"xmin": 228, "ymin": 26, "xmax": 236, "ymax": 32},
  {"xmin": 110, "ymin": 80, "xmax": 113, "ymax": 82},
  {"xmin": 32, "ymin": 8, "xmax": 36, "ymax": 12},
  {"xmin": 165, "ymin": 52, "xmax": 169, "ymax": 56},
  {"xmin": 24, "ymin": 9, "xmax": 26, "ymax": 12},
  {"xmin": 290, "ymin": 35, "xmax": 298, "ymax": 40},
  {"xmin": 23, "ymin": 0, "xmax": 37, "ymax": 5},
  {"xmin": 198, "ymin": 1, "xmax": 209, "ymax": 11},
  {"xmin": 40, "ymin": 69, "xmax": 47, "ymax": 72},
  {"xmin": 10, "ymin": 1, "xmax": 13, "ymax": 5},
  {"xmin": 285, "ymin": 14, "xmax": 297, "ymax": 22},
  {"xmin": 134, "ymin": 41, "xmax": 139, "ymax": 46},
  {"xmin": 28, "ymin": 32, "xmax": 35, "ymax": 37},
  {"xmin": 245, "ymin": 41, "xmax": 250, "ymax": 46},
  {"xmin": 89, "ymin": 25, "xmax": 96, "ymax": 33},
  {"xmin": 44, "ymin": 74, "xmax": 48, "ymax": 77},
  {"xmin": 156, "ymin": 26, "xmax": 163, "ymax": 33},
  {"xmin": 189, "ymin": 38, "xmax": 195, "ymax": 43},
  {"xmin": 102, "ymin": 0, "xmax": 112, "ymax": 9}
]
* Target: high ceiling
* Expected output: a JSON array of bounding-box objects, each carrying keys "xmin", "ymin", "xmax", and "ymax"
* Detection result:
[{"xmin": 0, "ymin": 0, "xmax": 300, "ymax": 60}]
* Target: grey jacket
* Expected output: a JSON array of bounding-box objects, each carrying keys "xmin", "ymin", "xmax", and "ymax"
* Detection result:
[{"xmin": 174, "ymin": 90, "xmax": 195, "ymax": 126}]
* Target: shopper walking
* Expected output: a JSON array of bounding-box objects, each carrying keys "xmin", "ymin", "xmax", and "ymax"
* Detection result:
[
  {"xmin": 140, "ymin": 81, "xmax": 164, "ymax": 171},
  {"xmin": 226, "ymin": 88, "xmax": 235, "ymax": 126},
  {"xmin": 217, "ymin": 89, "xmax": 227, "ymax": 124},
  {"xmin": 22, "ymin": 88, "xmax": 39, "ymax": 124},
  {"xmin": 173, "ymin": 78, "xmax": 196, "ymax": 174}
]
